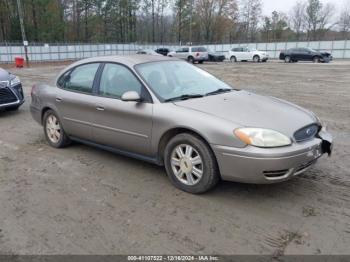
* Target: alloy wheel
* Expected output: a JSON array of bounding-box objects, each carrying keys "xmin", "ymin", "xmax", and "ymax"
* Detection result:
[
  {"xmin": 170, "ymin": 144, "xmax": 203, "ymax": 186},
  {"xmin": 46, "ymin": 114, "xmax": 61, "ymax": 144}
]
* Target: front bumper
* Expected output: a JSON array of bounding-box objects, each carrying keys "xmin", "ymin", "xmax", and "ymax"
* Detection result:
[
  {"xmin": 261, "ymin": 55, "xmax": 269, "ymax": 61},
  {"xmin": 0, "ymin": 84, "xmax": 25, "ymax": 109},
  {"xmin": 212, "ymin": 131, "xmax": 332, "ymax": 184}
]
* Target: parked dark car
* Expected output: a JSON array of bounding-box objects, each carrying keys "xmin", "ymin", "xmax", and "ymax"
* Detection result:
[
  {"xmin": 155, "ymin": 48, "xmax": 171, "ymax": 56},
  {"xmin": 279, "ymin": 48, "xmax": 332, "ymax": 63},
  {"xmin": 208, "ymin": 51, "xmax": 226, "ymax": 62},
  {"xmin": 0, "ymin": 68, "xmax": 24, "ymax": 111},
  {"xmin": 136, "ymin": 49, "xmax": 162, "ymax": 56}
]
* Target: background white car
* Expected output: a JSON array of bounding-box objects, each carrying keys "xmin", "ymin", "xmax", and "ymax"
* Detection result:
[
  {"xmin": 167, "ymin": 46, "xmax": 208, "ymax": 64},
  {"xmin": 227, "ymin": 47, "xmax": 269, "ymax": 62}
]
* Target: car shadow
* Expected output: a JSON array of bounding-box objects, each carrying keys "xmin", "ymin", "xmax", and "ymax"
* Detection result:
[
  {"xmin": 48, "ymin": 139, "xmax": 320, "ymax": 202},
  {"xmin": 0, "ymin": 109, "xmax": 22, "ymax": 118}
]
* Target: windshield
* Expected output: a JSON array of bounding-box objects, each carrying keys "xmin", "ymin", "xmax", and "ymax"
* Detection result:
[{"xmin": 135, "ymin": 61, "xmax": 232, "ymax": 102}]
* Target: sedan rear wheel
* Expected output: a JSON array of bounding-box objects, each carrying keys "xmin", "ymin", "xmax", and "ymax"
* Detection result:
[
  {"xmin": 230, "ymin": 56, "xmax": 237, "ymax": 62},
  {"xmin": 284, "ymin": 56, "xmax": 291, "ymax": 63},
  {"xmin": 43, "ymin": 110, "xmax": 71, "ymax": 148},
  {"xmin": 164, "ymin": 133, "xmax": 219, "ymax": 194}
]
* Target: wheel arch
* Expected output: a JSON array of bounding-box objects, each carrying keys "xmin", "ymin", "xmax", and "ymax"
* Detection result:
[
  {"xmin": 157, "ymin": 127, "xmax": 218, "ymax": 167},
  {"xmin": 253, "ymin": 54, "xmax": 260, "ymax": 60},
  {"xmin": 41, "ymin": 105, "xmax": 61, "ymax": 125},
  {"xmin": 41, "ymin": 106, "xmax": 53, "ymax": 124}
]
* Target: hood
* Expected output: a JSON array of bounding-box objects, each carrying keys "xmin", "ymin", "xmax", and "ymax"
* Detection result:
[
  {"xmin": 174, "ymin": 90, "xmax": 317, "ymax": 137},
  {"xmin": 0, "ymin": 68, "xmax": 10, "ymax": 81}
]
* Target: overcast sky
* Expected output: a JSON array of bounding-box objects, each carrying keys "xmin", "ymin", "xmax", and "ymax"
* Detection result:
[{"xmin": 261, "ymin": 0, "xmax": 341, "ymax": 16}]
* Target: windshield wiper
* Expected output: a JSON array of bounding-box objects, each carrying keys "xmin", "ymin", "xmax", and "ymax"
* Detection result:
[
  {"xmin": 164, "ymin": 94, "xmax": 204, "ymax": 102},
  {"xmin": 205, "ymin": 88, "xmax": 232, "ymax": 96}
]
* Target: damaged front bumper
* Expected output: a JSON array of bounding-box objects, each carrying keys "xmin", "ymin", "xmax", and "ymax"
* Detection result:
[{"xmin": 212, "ymin": 130, "xmax": 333, "ymax": 184}]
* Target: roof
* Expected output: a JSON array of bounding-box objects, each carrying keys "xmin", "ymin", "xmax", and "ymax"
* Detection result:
[{"xmin": 68, "ymin": 55, "xmax": 176, "ymax": 69}]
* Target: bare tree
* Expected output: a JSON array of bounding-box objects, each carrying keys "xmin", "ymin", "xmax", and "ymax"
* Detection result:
[
  {"xmin": 339, "ymin": 0, "xmax": 350, "ymax": 38},
  {"xmin": 305, "ymin": 0, "xmax": 335, "ymax": 40},
  {"xmin": 239, "ymin": 0, "xmax": 262, "ymax": 41},
  {"xmin": 290, "ymin": 1, "xmax": 306, "ymax": 40}
]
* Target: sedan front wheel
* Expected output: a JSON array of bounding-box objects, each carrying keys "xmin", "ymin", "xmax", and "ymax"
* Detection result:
[{"xmin": 164, "ymin": 133, "xmax": 219, "ymax": 194}]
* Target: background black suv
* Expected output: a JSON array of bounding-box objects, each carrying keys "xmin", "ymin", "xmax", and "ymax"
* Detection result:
[
  {"xmin": 280, "ymin": 48, "xmax": 332, "ymax": 63},
  {"xmin": 0, "ymin": 68, "xmax": 24, "ymax": 111}
]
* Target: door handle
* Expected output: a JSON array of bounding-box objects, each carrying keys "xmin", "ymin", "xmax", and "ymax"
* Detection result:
[
  {"xmin": 56, "ymin": 97, "xmax": 62, "ymax": 102},
  {"xmin": 96, "ymin": 106, "xmax": 105, "ymax": 111}
]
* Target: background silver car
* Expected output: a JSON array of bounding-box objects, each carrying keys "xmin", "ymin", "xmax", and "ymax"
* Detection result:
[
  {"xmin": 30, "ymin": 55, "xmax": 332, "ymax": 194},
  {"xmin": 167, "ymin": 46, "xmax": 208, "ymax": 64}
]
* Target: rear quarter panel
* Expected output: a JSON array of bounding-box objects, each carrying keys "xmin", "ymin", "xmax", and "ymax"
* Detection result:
[{"xmin": 31, "ymin": 84, "xmax": 59, "ymax": 125}]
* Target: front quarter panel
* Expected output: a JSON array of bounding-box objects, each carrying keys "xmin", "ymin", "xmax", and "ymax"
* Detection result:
[{"xmin": 151, "ymin": 103, "xmax": 246, "ymax": 156}]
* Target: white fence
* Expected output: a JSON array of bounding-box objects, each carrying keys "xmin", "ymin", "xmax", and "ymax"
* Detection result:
[{"xmin": 0, "ymin": 40, "xmax": 349, "ymax": 63}]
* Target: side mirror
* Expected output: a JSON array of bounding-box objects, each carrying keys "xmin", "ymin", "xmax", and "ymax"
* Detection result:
[{"xmin": 121, "ymin": 91, "xmax": 141, "ymax": 102}]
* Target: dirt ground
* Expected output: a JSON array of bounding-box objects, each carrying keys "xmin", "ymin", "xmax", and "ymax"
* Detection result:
[{"xmin": 0, "ymin": 60, "xmax": 349, "ymax": 255}]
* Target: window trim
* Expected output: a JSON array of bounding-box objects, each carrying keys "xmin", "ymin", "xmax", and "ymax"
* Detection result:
[
  {"xmin": 56, "ymin": 62, "xmax": 102, "ymax": 96},
  {"xmin": 95, "ymin": 62, "xmax": 153, "ymax": 103}
]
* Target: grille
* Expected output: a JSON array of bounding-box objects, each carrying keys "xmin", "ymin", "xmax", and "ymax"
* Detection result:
[
  {"xmin": 12, "ymin": 84, "xmax": 24, "ymax": 100},
  {"xmin": 0, "ymin": 87, "xmax": 17, "ymax": 104},
  {"xmin": 294, "ymin": 124, "xmax": 319, "ymax": 142}
]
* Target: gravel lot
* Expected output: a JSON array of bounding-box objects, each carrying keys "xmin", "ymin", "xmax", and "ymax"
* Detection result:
[{"xmin": 0, "ymin": 60, "xmax": 349, "ymax": 255}]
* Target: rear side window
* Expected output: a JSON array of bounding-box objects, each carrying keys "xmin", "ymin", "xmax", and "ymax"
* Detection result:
[
  {"xmin": 61, "ymin": 63, "xmax": 100, "ymax": 93},
  {"xmin": 197, "ymin": 47, "xmax": 207, "ymax": 52}
]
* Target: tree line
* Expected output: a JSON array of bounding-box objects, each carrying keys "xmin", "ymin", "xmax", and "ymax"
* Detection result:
[{"xmin": 0, "ymin": 0, "xmax": 349, "ymax": 44}]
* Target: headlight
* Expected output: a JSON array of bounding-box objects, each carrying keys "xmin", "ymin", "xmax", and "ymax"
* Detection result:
[
  {"xmin": 234, "ymin": 128, "xmax": 292, "ymax": 148},
  {"xmin": 10, "ymin": 76, "xmax": 21, "ymax": 87},
  {"xmin": 0, "ymin": 80, "xmax": 9, "ymax": 87}
]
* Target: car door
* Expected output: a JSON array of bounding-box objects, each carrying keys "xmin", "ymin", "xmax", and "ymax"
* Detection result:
[
  {"xmin": 239, "ymin": 47, "xmax": 247, "ymax": 60},
  {"xmin": 297, "ymin": 48, "xmax": 308, "ymax": 60},
  {"xmin": 238, "ymin": 47, "xmax": 247, "ymax": 60},
  {"xmin": 91, "ymin": 63, "xmax": 153, "ymax": 156},
  {"xmin": 55, "ymin": 62, "xmax": 101, "ymax": 141},
  {"xmin": 243, "ymin": 47, "xmax": 252, "ymax": 60},
  {"xmin": 232, "ymin": 48, "xmax": 242, "ymax": 61},
  {"xmin": 175, "ymin": 47, "xmax": 188, "ymax": 59}
]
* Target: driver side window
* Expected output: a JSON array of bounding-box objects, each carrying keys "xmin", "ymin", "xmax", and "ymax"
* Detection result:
[{"xmin": 99, "ymin": 63, "xmax": 142, "ymax": 99}]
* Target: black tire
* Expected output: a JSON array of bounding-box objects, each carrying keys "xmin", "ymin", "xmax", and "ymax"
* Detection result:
[
  {"xmin": 253, "ymin": 55, "xmax": 260, "ymax": 63},
  {"xmin": 230, "ymin": 56, "xmax": 237, "ymax": 62},
  {"xmin": 43, "ymin": 110, "xmax": 71, "ymax": 148},
  {"xmin": 187, "ymin": 56, "xmax": 195, "ymax": 64},
  {"xmin": 198, "ymin": 61, "xmax": 204, "ymax": 64},
  {"xmin": 164, "ymin": 133, "xmax": 219, "ymax": 194},
  {"xmin": 313, "ymin": 56, "xmax": 320, "ymax": 63},
  {"xmin": 284, "ymin": 56, "xmax": 291, "ymax": 63}
]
